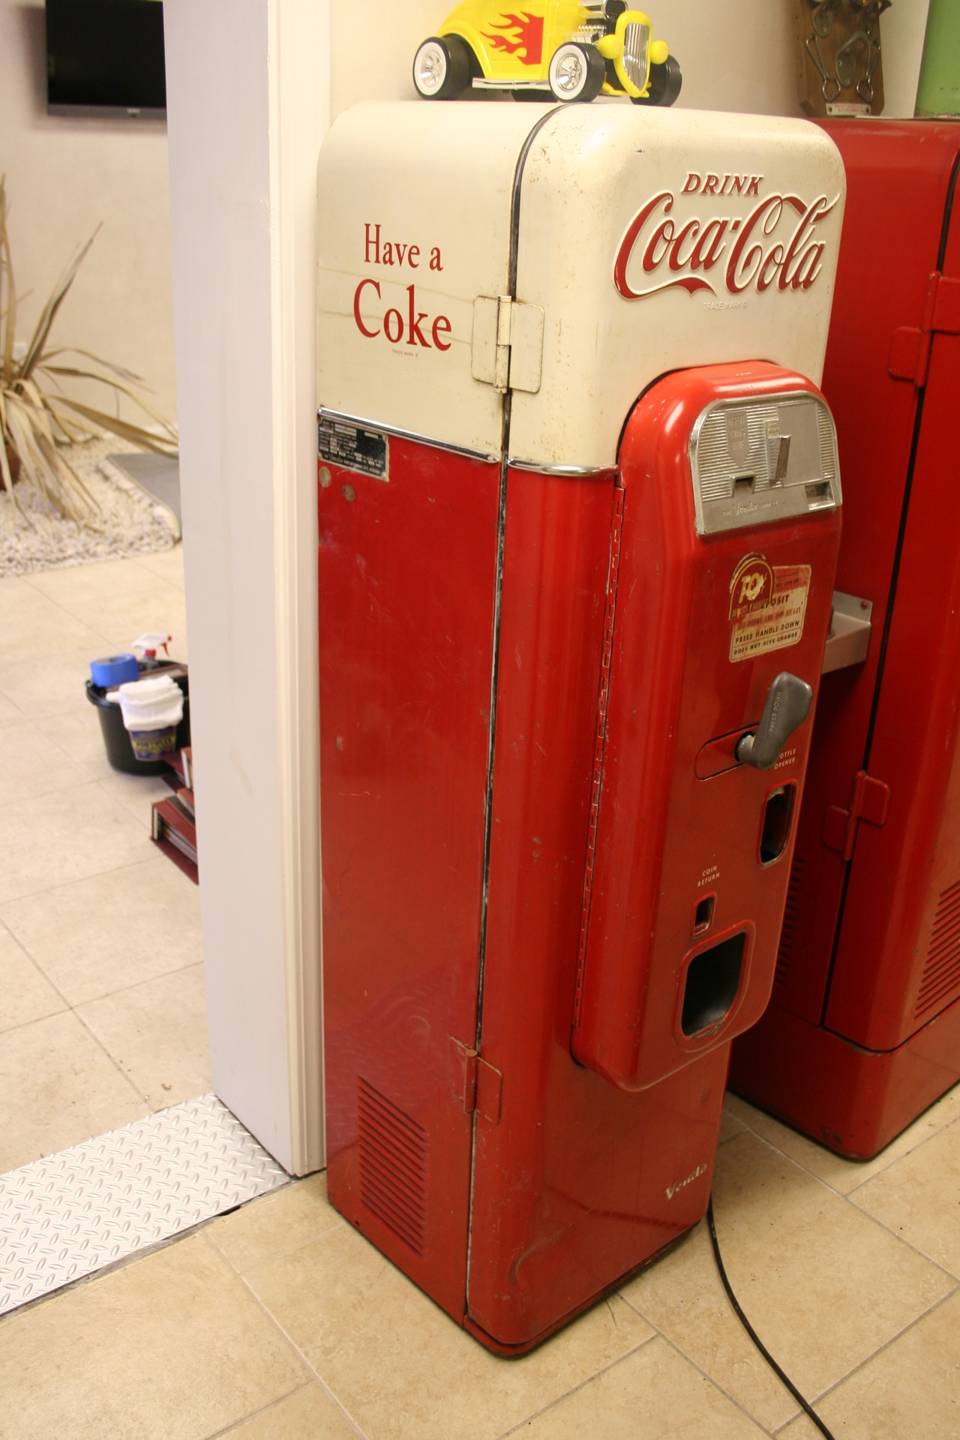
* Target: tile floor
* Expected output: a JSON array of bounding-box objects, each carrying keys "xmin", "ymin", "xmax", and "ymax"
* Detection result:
[
  {"xmin": 0, "ymin": 549, "xmax": 207, "ymax": 1173},
  {"xmin": 2, "ymin": 550, "xmax": 959, "ymax": 1439},
  {"xmin": 1, "ymin": 1090, "xmax": 959, "ymax": 1440}
]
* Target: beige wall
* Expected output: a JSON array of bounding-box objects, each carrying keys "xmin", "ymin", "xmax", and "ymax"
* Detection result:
[
  {"xmin": 0, "ymin": 0, "xmax": 176, "ymax": 422},
  {"xmin": 332, "ymin": 0, "xmax": 930, "ymax": 119},
  {"xmin": 0, "ymin": 0, "xmax": 929, "ymax": 436}
]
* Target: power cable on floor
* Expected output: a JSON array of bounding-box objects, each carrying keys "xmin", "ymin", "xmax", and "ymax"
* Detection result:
[{"xmin": 706, "ymin": 1196, "xmax": 838, "ymax": 1440}]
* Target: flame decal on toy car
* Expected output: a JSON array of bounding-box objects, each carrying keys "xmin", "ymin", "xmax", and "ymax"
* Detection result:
[{"xmin": 481, "ymin": 11, "xmax": 544, "ymax": 65}]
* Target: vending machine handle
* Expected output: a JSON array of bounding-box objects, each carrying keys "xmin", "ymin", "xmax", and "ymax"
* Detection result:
[{"xmin": 736, "ymin": 672, "xmax": 813, "ymax": 771}]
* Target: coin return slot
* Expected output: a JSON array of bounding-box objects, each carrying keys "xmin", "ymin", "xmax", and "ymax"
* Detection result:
[
  {"xmin": 732, "ymin": 475, "xmax": 756, "ymax": 496},
  {"xmin": 693, "ymin": 894, "xmax": 715, "ymax": 937},
  {"xmin": 759, "ymin": 783, "xmax": 796, "ymax": 865},
  {"xmin": 806, "ymin": 480, "xmax": 831, "ymax": 505},
  {"xmin": 681, "ymin": 932, "xmax": 745, "ymax": 1037}
]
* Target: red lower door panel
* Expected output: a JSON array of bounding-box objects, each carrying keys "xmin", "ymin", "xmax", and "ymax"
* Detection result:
[{"xmin": 319, "ymin": 437, "xmax": 500, "ymax": 1318}]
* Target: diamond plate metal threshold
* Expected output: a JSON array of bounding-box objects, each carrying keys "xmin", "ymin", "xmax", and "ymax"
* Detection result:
[{"xmin": 0, "ymin": 1094, "xmax": 288, "ymax": 1315}]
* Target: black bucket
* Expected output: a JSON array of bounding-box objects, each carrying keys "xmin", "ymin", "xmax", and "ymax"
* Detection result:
[{"xmin": 86, "ymin": 664, "xmax": 190, "ymax": 776}]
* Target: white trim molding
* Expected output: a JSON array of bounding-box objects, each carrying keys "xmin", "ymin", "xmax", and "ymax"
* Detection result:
[{"xmin": 164, "ymin": 0, "xmax": 330, "ymax": 1174}]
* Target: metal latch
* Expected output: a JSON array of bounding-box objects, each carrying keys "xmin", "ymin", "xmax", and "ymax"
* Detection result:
[
  {"xmin": 822, "ymin": 591, "xmax": 873, "ymax": 673},
  {"xmin": 889, "ymin": 271, "xmax": 960, "ymax": 387},
  {"xmin": 823, "ymin": 770, "xmax": 890, "ymax": 862},
  {"xmin": 471, "ymin": 295, "xmax": 544, "ymax": 395}
]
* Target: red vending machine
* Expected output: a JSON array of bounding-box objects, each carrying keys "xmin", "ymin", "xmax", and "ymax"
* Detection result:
[
  {"xmin": 317, "ymin": 101, "xmax": 845, "ymax": 1352},
  {"xmin": 731, "ymin": 120, "xmax": 960, "ymax": 1159}
]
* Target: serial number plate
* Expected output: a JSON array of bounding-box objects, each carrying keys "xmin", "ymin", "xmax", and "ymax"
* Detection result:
[{"xmin": 317, "ymin": 415, "xmax": 388, "ymax": 480}]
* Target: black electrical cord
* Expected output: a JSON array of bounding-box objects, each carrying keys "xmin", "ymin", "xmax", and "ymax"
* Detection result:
[{"xmin": 706, "ymin": 1197, "xmax": 838, "ymax": 1440}]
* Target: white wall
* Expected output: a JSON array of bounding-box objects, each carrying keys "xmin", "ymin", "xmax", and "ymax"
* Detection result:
[
  {"xmin": 164, "ymin": 0, "xmax": 328, "ymax": 1174},
  {"xmin": 0, "ymin": 0, "xmax": 176, "ymax": 421},
  {"xmin": 332, "ymin": 0, "xmax": 930, "ymax": 120}
]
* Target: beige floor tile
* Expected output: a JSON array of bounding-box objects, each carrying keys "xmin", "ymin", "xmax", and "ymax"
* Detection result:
[
  {"xmin": 623, "ymin": 1221, "xmax": 798, "ymax": 1432},
  {"xmin": 26, "ymin": 557, "xmax": 165, "ymax": 608},
  {"xmin": 208, "ymin": 1174, "xmax": 342, "ymax": 1273},
  {"xmin": 77, "ymin": 963, "xmax": 210, "ymax": 1108},
  {"xmin": 0, "ymin": 1234, "xmax": 309, "ymax": 1440},
  {"xmin": 36, "ymin": 710, "xmax": 117, "ymax": 771},
  {"xmin": 97, "ymin": 770, "xmax": 174, "ymax": 825},
  {"xmin": 778, "ymin": 1291, "xmax": 960, "ymax": 1440},
  {"xmin": 0, "ymin": 641, "xmax": 107, "ymax": 721},
  {"xmin": 513, "ymin": 1337, "xmax": 767, "ymax": 1440},
  {"xmin": 0, "ymin": 782, "xmax": 155, "ymax": 904},
  {"xmin": 97, "ymin": 613, "xmax": 190, "ymax": 664},
  {"xmin": 1, "ymin": 857, "xmax": 202, "ymax": 1006},
  {"xmin": 0, "ymin": 925, "xmax": 66, "ymax": 1033},
  {"xmin": 720, "ymin": 1101, "xmax": 749, "ymax": 1145},
  {"xmin": 0, "ymin": 720, "xmax": 98, "ymax": 805},
  {"xmin": 218, "ymin": 1383, "xmax": 359, "ymax": 1439},
  {"xmin": 726, "ymin": 1083, "xmax": 960, "ymax": 1195},
  {"xmin": 850, "ymin": 1119, "xmax": 960, "ymax": 1276},
  {"xmin": 699, "ymin": 1133, "xmax": 953, "ymax": 1401},
  {"xmin": 136, "ymin": 546, "xmax": 185, "ymax": 589},
  {"xmin": 0, "ymin": 579, "xmax": 103, "ymax": 661},
  {"xmin": 0, "ymin": 690, "xmax": 23, "ymax": 727},
  {"xmin": 241, "ymin": 1223, "xmax": 653, "ymax": 1440},
  {"xmin": 79, "ymin": 587, "xmax": 186, "ymax": 649},
  {"xmin": 0, "ymin": 1009, "xmax": 146, "ymax": 1169}
]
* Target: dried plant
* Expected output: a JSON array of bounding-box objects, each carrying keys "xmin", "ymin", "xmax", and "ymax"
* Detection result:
[{"xmin": 0, "ymin": 174, "xmax": 177, "ymax": 523}]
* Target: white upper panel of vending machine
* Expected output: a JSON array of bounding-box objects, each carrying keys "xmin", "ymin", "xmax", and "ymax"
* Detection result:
[{"xmin": 316, "ymin": 102, "xmax": 845, "ymax": 472}]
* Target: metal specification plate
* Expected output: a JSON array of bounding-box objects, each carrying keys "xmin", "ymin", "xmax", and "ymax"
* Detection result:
[
  {"xmin": 0, "ymin": 1094, "xmax": 287, "ymax": 1315},
  {"xmin": 318, "ymin": 413, "xmax": 389, "ymax": 479}
]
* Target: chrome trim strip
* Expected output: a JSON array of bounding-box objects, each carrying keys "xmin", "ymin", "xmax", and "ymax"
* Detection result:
[
  {"xmin": 508, "ymin": 455, "xmax": 609, "ymax": 476},
  {"xmin": 317, "ymin": 408, "xmax": 498, "ymax": 465}
]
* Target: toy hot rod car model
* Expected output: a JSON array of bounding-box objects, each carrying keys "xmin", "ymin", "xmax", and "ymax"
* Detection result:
[{"xmin": 413, "ymin": 1, "xmax": 682, "ymax": 105}]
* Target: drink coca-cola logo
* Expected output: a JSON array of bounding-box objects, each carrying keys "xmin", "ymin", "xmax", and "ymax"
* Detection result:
[{"xmin": 614, "ymin": 172, "xmax": 839, "ymax": 301}]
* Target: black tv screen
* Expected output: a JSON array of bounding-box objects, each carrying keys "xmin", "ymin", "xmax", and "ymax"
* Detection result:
[{"xmin": 46, "ymin": 0, "xmax": 166, "ymax": 117}]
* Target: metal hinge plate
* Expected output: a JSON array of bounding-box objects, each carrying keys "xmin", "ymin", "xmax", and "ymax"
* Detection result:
[
  {"xmin": 450, "ymin": 1038, "xmax": 503, "ymax": 1123},
  {"xmin": 471, "ymin": 295, "xmax": 544, "ymax": 395},
  {"xmin": 823, "ymin": 770, "xmax": 890, "ymax": 861},
  {"xmin": 889, "ymin": 271, "xmax": 960, "ymax": 386}
]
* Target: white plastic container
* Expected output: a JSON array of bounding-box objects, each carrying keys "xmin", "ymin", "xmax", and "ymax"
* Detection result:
[{"xmin": 110, "ymin": 674, "xmax": 185, "ymax": 761}]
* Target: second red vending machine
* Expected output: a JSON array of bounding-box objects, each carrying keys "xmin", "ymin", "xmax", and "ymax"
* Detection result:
[
  {"xmin": 317, "ymin": 101, "xmax": 845, "ymax": 1351},
  {"xmin": 731, "ymin": 119, "xmax": 960, "ymax": 1159}
]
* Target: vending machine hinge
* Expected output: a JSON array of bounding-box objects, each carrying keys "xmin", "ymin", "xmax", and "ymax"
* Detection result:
[
  {"xmin": 450, "ymin": 1038, "xmax": 503, "ymax": 1123},
  {"xmin": 471, "ymin": 295, "xmax": 545, "ymax": 395},
  {"xmin": 888, "ymin": 272, "xmax": 960, "ymax": 387},
  {"xmin": 822, "ymin": 770, "xmax": 890, "ymax": 861}
]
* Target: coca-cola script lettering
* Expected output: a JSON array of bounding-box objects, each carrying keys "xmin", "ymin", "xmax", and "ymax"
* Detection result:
[{"xmin": 614, "ymin": 186, "xmax": 839, "ymax": 301}]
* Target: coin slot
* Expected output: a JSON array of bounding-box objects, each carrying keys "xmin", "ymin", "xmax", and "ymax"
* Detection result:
[
  {"xmin": 693, "ymin": 894, "xmax": 715, "ymax": 937},
  {"xmin": 681, "ymin": 932, "xmax": 745, "ymax": 1037},
  {"xmin": 760, "ymin": 783, "xmax": 797, "ymax": 865}
]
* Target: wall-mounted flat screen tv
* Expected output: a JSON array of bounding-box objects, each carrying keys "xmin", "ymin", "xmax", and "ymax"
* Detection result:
[{"xmin": 46, "ymin": 0, "xmax": 166, "ymax": 117}]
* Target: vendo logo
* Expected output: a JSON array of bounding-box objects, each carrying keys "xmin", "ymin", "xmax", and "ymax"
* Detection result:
[{"xmin": 614, "ymin": 172, "xmax": 839, "ymax": 301}]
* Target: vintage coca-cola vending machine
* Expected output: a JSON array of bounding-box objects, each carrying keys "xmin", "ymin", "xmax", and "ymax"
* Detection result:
[
  {"xmin": 731, "ymin": 119, "xmax": 960, "ymax": 1159},
  {"xmin": 317, "ymin": 101, "xmax": 845, "ymax": 1352}
]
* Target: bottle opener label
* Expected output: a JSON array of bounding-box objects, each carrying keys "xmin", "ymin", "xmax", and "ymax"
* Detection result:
[{"xmin": 729, "ymin": 554, "xmax": 810, "ymax": 663}]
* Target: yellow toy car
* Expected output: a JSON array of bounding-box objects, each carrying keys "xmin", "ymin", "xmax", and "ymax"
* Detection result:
[{"xmin": 413, "ymin": 1, "xmax": 681, "ymax": 105}]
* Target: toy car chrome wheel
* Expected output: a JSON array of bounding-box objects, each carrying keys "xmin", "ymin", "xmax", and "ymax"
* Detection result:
[
  {"xmin": 631, "ymin": 54, "xmax": 683, "ymax": 107},
  {"xmin": 547, "ymin": 42, "xmax": 605, "ymax": 103},
  {"xmin": 413, "ymin": 35, "xmax": 472, "ymax": 100}
]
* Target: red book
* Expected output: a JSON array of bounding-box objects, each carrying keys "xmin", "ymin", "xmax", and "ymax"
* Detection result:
[{"xmin": 151, "ymin": 796, "xmax": 198, "ymax": 884}]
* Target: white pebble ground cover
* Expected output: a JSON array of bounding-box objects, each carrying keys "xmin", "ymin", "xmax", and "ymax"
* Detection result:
[{"xmin": 0, "ymin": 438, "xmax": 178, "ymax": 578}]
